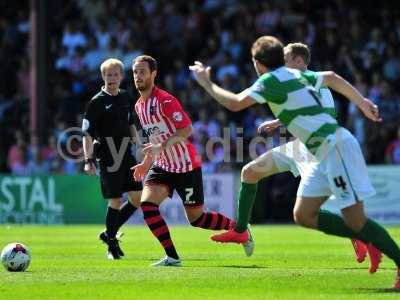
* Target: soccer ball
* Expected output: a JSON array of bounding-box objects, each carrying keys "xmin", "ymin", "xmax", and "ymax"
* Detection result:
[{"xmin": 1, "ymin": 243, "xmax": 31, "ymax": 272}]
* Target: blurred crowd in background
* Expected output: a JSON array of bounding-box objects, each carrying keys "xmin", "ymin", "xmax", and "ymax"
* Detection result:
[{"xmin": 1, "ymin": 0, "xmax": 400, "ymax": 176}]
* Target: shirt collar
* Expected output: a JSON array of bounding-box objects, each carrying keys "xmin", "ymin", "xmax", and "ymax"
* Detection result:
[
  {"xmin": 101, "ymin": 86, "xmax": 120, "ymax": 96},
  {"xmin": 139, "ymin": 85, "xmax": 157, "ymax": 102}
]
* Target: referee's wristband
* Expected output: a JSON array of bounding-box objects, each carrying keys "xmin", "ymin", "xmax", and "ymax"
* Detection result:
[{"xmin": 84, "ymin": 158, "xmax": 95, "ymax": 165}]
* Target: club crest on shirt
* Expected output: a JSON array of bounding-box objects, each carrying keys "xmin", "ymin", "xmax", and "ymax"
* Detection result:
[
  {"xmin": 253, "ymin": 82, "xmax": 265, "ymax": 93},
  {"xmin": 173, "ymin": 111, "xmax": 183, "ymax": 122}
]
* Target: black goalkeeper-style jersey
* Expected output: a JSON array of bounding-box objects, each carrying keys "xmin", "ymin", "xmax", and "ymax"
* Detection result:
[{"xmin": 82, "ymin": 87, "xmax": 140, "ymax": 162}]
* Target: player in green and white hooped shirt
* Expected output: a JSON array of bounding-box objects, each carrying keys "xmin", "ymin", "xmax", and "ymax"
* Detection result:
[
  {"xmin": 255, "ymin": 42, "xmax": 375, "ymax": 269},
  {"xmin": 189, "ymin": 36, "xmax": 400, "ymax": 289}
]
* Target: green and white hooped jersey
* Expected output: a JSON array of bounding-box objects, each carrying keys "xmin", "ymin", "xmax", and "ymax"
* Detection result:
[
  {"xmin": 246, "ymin": 67, "xmax": 338, "ymax": 159},
  {"xmin": 314, "ymin": 75, "xmax": 336, "ymax": 119}
]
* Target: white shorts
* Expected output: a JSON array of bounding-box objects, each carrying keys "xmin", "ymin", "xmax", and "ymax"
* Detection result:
[
  {"xmin": 297, "ymin": 129, "xmax": 376, "ymax": 209},
  {"xmin": 271, "ymin": 139, "xmax": 317, "ymax": 178}
]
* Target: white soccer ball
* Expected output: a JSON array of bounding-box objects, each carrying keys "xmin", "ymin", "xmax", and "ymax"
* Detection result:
[{"xmin": 1, "ymin": 243, "xmax": 31, "ymax": 272}]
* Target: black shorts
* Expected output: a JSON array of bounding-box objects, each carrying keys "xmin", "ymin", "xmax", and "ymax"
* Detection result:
[
  {"xmin": 144, "ymin": 165, "xmax": 204, "ymax": 207},
  {"xmin": 98, "ymin": 153, "xmax": 142, "ymax": 199}
]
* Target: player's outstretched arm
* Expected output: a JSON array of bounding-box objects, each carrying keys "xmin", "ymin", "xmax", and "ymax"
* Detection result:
[
  {"xmin": 321, "ymin": 71, "xmax": 382, "ymax": 122},
  {"xmin": 189, "ymin": 61, "xmax": 256, "ymax": 112}
]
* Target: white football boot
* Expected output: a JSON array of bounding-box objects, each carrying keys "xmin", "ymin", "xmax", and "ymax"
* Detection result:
[
  {"xmin": 242, "ymin": 224, "xmax": 255, "ymax": 257},
  {"xmin": 151, "ymin": 256, "xmax": 182, "ymax": 267}
]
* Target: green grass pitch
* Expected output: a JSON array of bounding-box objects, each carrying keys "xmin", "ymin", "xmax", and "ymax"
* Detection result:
[{"xmin": 0, "ymin": 225, "xmax": 399, "ymax": 299}]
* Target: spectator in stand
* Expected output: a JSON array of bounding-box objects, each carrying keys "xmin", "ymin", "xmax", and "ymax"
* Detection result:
[
  {"xmin": 42, "ymin": 135, "xmax": 58, "ymax": 163},
  {"xmin": 386, "ymin": 128, "xmax": 400, "ymax": 164},
  {"xmin": 375, "ymin": 82, "xmax": 400, "ymax": 124},
  {"xmin": 10, "ymin": 145, "xmax": 29, "ymax": 176},
  {"xmin": 62, "ymin": 22, "xmax": 87, "ymax": 56},
  {"xmin": 2, "ymin": 1, "xmax": 400, "ymax": 175},
  {"xmin": 83, "ymin": 38, "xmax": 106, "ymax": 72},
  {"xmin": 383, "ymin": 46, "xmax": 400, "ymax": 82},
  {"xmin": 7, "ymin": 131, "xmax": 25, "ymax": 170}
]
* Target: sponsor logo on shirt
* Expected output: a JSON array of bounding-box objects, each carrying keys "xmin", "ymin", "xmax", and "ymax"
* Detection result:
[
  {"xmin": 253, "ymin": 82, "xmax": 265, "ymax": 93},
  {"xmin": 144, "ymin": 126, "xmax": 161, "ymax": 136},
  {"xmin": 173, "ymin": 112, "xmax": 183, "ymax": 122}
]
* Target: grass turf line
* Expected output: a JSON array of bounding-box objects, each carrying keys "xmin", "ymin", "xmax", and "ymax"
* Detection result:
[{"xmin": 0, "ymin": 225, "xmax": 399, "ymax": 299}]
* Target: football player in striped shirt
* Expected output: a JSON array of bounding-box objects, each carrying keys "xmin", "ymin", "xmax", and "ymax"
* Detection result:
[
  {"xmin": 190, "ymin": 36, "xmax": 400, "ymax": 289},
  {"xmin": 254, "ymin": 42, "xmax": 381, "ymax": 272},
  {"xmin": 130, "ymin": 55, "xmax": 252, "ymax": 267}
]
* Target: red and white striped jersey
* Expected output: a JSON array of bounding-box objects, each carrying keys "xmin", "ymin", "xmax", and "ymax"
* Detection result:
[{"xmin": 135, "ymin": 86, "xmax": 201, "ymax": 173}]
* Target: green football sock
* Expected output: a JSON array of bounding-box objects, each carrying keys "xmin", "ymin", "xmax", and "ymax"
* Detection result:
[
  {"xmin": 317, "ymin": 210, "xmax": 359, "ymax": 239},
  {"xmin": 235, "ymin": 182, "xmax": 257, "ymax": 233},
  {"xmin": 358, "ymin": 219, "xmax": 400, "ymax": 267}
]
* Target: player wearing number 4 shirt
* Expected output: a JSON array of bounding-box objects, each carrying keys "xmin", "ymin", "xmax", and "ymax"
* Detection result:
[
  {"xmin": 190, "ymin": 36, "xmax": 400, "ymax": 289},
  {"xmin": 130, "ymin": 55, "xmax": 253, "ymax": 267},
  {"xmin": 256, "ymin": 43, "xmax": 381, "ymax": 272}
]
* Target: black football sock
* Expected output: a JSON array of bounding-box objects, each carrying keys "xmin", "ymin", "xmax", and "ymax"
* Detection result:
[
  {"xmin": 116, "ymin": 201, "xmax": 137, "ymax": 229},
  {"xmin": 105, "ymin": 206, "xmax": 119, "ymax": 239}
]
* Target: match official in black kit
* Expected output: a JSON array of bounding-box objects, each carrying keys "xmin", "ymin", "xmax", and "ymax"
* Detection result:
[{"xmin": 82, "ymin": 58, "xmax": 142, "ymax": 260}]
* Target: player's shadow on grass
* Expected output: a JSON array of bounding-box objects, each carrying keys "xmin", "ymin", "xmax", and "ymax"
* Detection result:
[
  {"xmin": 185, "ymin": 264, "xmax": 268, "ymax": 269},
  {"xmin": 325, "ymin": 267, "xmax": 394, "ymax": 271},
  {"xmin": 220, "ymin": 265, "xmax": 269, "ymax": 269},
  {"xmin": 355, "ymin": 288, "xmax": 400, "ymax": 294}
]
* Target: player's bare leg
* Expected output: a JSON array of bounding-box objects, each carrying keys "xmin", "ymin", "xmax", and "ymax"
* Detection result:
[{"xmin": 140, "ymin": 185, "xmax": 181, "ymax": 266}]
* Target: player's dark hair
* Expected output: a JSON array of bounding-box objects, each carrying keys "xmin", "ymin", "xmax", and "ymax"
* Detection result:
[
  {"xmin": 251, "ymin": 36, "xmax": 285, "ymax": 70},
  {"xmin": 133, "ymin": 55, "xmax": 158, "ymax": 72},
  {"xmin": 285, "ymin": 42, "xmax": 311, "ymax": 66}
]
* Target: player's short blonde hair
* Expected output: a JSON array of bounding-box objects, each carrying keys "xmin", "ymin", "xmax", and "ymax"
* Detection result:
[
  {"xmin": 284, "ymin": 43, "xmax": 311, "ymax": 66},
  {"xmin": 100, "ymin": 58, "xmax": 124, "ymax": 76}
]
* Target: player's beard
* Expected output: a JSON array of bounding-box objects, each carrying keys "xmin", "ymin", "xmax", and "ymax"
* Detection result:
[{"xmin": 136, "ymin": 78, "xmax": 151, "ymax": 92}]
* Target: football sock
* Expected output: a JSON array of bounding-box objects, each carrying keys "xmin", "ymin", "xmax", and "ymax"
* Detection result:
[
  {"xmin": 116, "ymin": 200, "xmax": 137, "ymax": 229},
  {"xmin": 105, "ymin": 206, "xmax": 119, "ymax": 239},
  {"xmin": 235, "ymin": 182, "xmax": 257, "ymax": 233},
  {"xmin": 190, "ymin": 211, "xmax": 234, "ymax": 230},
  {"xmin": 358, "ymin": 219, "xmax": 400, "ymax": 267},
  {"xmin": 141, "ymin": 201, "xmax": 179, "ymax": 259},
  {"xmin": 318, "ymin": 211, "xmax": 400, "ymax": 266},
  {"xmin": 317, "ymin": 210, "xmax": 360, "ymax": 239}
]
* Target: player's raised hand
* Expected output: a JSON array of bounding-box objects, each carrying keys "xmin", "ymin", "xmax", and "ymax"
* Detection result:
[
  {"xmin": 131, "ymin": 163, "xmax": 147, "ymax": 182},
  {"xmin": 131, "ymin": 152, "xmax": 153, "ymax": 182},
  {"xmin": 358, "ymin": 98, "xmax": 382, "ymax": 122},
  {"xmin": 189, "ymin": 61, "xmax": 211, "ymax": 88},
  {"xmin": 142, "ymin": 143, "xmax": 163, "ymax": 156},
  {"xmin": 257, "ymin": 119, "xmax": 282, "ymax": 134}
]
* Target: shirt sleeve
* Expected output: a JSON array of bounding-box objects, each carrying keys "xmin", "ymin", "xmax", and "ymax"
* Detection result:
[
  {"xmin": 242, "ymin": 79, "xmax": 268, "ymax": 104},
  {"xmin": 242, "ymin": 75, "xmax": 287, "ymax": 104},
  {"xmin": 82, "ymin": 100, "xmax": 99, "ymax": 137},
  {"xmin": 160, "ymin": 96, "xmax": 192, "ymax": 129},
  {"xmin": 302, "ymin": 70, "xmax": 324, "ymax": 90}
]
